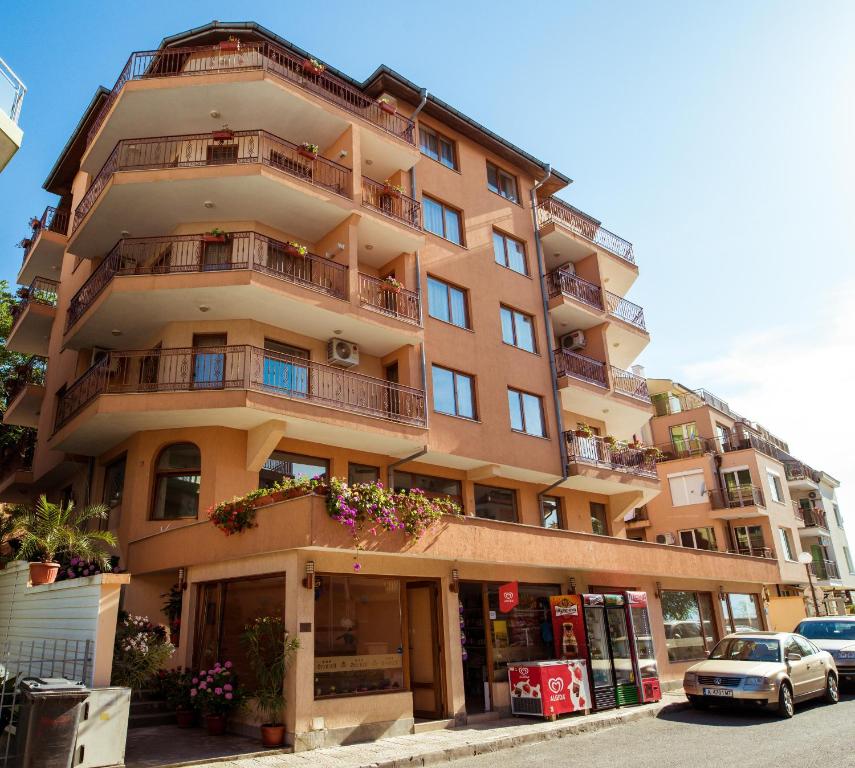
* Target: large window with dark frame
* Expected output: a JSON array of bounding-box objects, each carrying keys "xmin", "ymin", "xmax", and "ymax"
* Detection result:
[
  {"xmin": 474, "ymin": 484, "xmax": 518, "ymax": 523},
  {"xmin": 393, "ymin": 471, "xmax": 462, "ymax": 506},
  {"xmin": 679, "ymin": 527, "xmax": 717, "ymax": 551},
  {"xmin": 500, "ymin": 306, "xmax": 536, "ymax": 352},
  {"xmin": 423, "ymin": 196, "xmax": 463, "ymax": 245},
  {"xmin": 541, "ymin": 496, "xmax": 563, "ymax": 529},
  {"xmin": 260, "ymin": 451, "xmax": 329, "ymax": 488},
  {"xmin": 661, "ymin": 590, "xmax": 719, "ymax": 662},
  {"xmin": 492, "ymin": 230, "xmax": 528, "ymax": 275},
  {"xmin": 507, "ymin": 388, "xmax": 545, "ymax": 436},
  {"xmin": 720, "ymin": 593, "xmax": 763, "ymax": 633},
  {"xmin": 432, "ymin": 365, "xmax": 476, "ymax": 419},
  {"xmin": 419, "ymin": 125, "xmax": 457, "ymax": 170},
  {"xmin": 486, "ymin": 161, "xmax": 519, "ymax": 203},
  {"xmin": 102, "ymin": 455, "xmax": 126, "ymax": 509},
  {"xmin": 427, "ymin": 276, "xmax": 469, "ymax": 329},
  {"xmin": 151, "ymin": 443, "xmax": 201, "ymax": 520}
]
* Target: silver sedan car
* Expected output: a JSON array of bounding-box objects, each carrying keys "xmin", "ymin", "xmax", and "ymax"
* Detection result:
[
  {"xmin": 683, "ymin": 631, "xmax": 838, "ymax": 718},
  {"xmin": 794, "ymin": 616, "xmax": 855, "ymax": 686}
]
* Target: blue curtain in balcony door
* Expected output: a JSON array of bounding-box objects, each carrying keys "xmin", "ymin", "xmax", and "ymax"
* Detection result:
[
  {"xmin": 193, "ymin": 352, "xmax": 225, "ymax": 389},
  {"xmin": 263, "ymin": 356, "xmax": 308, "ymax": 397}
]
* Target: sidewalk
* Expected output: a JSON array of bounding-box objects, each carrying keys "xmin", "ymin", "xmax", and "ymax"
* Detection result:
[{"xmin": 168, "ymin": 691, "xmax": 688, "ymax": 768}]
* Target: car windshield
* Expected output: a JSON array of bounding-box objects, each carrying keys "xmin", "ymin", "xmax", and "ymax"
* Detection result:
[
  {"xmin": 709, "ymin": 637, "xmax": 781, "ymax": 663},
  {"xmin": 796, "ymin": 621, "xmax": 855, "ymax": 641}
]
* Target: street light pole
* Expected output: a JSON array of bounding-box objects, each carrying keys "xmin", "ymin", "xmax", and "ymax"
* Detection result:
[{"xmin": 798, "ymin": 551, "xmax": 820, "ymax": 616}]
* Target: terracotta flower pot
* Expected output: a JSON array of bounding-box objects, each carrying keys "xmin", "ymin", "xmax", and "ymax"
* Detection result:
[
  {"xmin": 176, "ymin": 708, "xmax": 196, "ymax": 728},
  {"xmin": 212, "ymin": 130, "xmax": 235, "ymax": 142},
  {"xmin": 260, "ymin": 723, "xmax": 286, "ymax": 748},
  {"xmin": 202, "ymin": 234, "xmax": 227, "ymax": 243},
  {"xmin": 297, "ymin": 148, "xmax": 318, "ymax": 161},
  {"xmin": 379, "ymin": 102, "xmax": 397, "ymax": 115},
  {"xmin": 573, "ymin": 430, "xmax": 590, "ymax": 439},
  {"xmin": 219, "ymin": 41, "xmax": 239, "ymax": 52},
  {"xmin": 29, "ymin": 562, "xmax": 60, "ymax": 586},
  {"xmin": 205, "ymin": 714, "xmax": 227, "ymax": 735},
  {"xmin": 302, "ymin": 61, "xmax": 323, "ymax": 76}
]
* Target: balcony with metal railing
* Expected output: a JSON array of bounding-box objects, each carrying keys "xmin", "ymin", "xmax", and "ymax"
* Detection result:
[
  {"xmin": 0, "ymin": 56, "xmax": 25, "ymax": 172},
  {"xmin": 810, "ymin": 558, "xmax": 841, "ymax": 581},
  {"xmin": 564, "ymin": 432, "xmax": 659, "ymax": 481},
  {"xmin": 537, "ymin": 198, "xmax": 634, "ymax": 264},
  {"xmin": 63, "ymin": 231, "xmax": 421, "ymax": 354},
  {"xmin": 709, "ymin": 485, "xmax": 767, "ymax": 519},
  {"xmin": 51, "ymin": 345, "xmax": 427, "ymax": 455},
  {"xmin": 18, "ymin": 206, "xmax": 70, "ymax": 285},
  {"xmin": 7, "ymin": 277, "xmax": 58, "ymax": 357},
  {"xmin": 784, "ymin": 461, "xmax": 821, "ymax": 489},
  {"xmin": 0, "ymin": 427, "xmax": 35, "ymax": 502},
  {"xmin": 800, "ymin": 507, "xmax": 830, "ymax": 532}
]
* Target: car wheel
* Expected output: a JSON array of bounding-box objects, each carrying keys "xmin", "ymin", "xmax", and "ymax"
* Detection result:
[
  {"xmin": 824, "ymin": 673, "xmax": 839, "ymax": 705},
  {"xmin": 688, "ymin": 695, "xmax": 709, "ymax": 710},
  {"xmin": 776, "ymin": 683, "xmax": 794, "ymax": 718}
]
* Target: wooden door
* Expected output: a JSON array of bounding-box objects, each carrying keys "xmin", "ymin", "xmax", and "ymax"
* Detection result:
[{"xmin": 406, "ymin": 581, "xmax": 444, "ymax": 719}]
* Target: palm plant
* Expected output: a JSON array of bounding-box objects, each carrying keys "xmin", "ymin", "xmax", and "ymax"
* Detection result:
[
  {"xmin": 15, "ymin": 495, "xmax": 117, "ymax": 566},
  {"xmin": 241, "ymin": 616, "xmax": 300, "ymax": 728}
]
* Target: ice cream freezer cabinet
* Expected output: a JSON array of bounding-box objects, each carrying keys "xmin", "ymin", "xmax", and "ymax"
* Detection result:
[{"xmin": 508, "ymin": 660, "xmax": 591, "ymax": 719}]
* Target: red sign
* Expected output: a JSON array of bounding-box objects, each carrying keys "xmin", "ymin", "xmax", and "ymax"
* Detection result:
[
  {"xmin": 549, "ymin": 594, "xmax": 586, "ymax": 660},
  {"xmin": 498, "ymin": 581, "xmax": 519, "ymax": 613}
]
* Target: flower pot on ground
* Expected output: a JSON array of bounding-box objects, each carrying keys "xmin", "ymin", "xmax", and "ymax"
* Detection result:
[
  {"xmin": 205, "ymin": 714, "xmax": 227, "ymax": 735},
  {"xmin": 190, "ymin": 661, "xmax": 243, "ymax": 732},
  {"xmin": 28, "ymin": 561, "xmax": 60, "ymax": 586},
  {"xmin": 261, "ymin": 724, "xmax": 286, "ymax": 748}
]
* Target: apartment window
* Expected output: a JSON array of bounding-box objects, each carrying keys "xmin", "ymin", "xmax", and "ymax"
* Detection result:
[
  {"xmin": 486, "ymin": 161, "xmax": 519, "ymax": 203},
  {"xmin": 679, "ymin": 527, "xmax": 717, "ymax": 551},
  {"xmin": 432, "ymin": 365, "xmax": 476, "ymax": 419},
  {"xmin": 541, "ymin": 496, "xmax": 563, "ymax": 529},
  {"xmin": 393, "ymin": 471, "xmax": 462, "ymax": 506},
  {"xmin": 507, "ymin": 389, "xmax": 545, "ymax": 437},
  {"xmin": 260, "ymin": 451, "xmax": 328, "ymax": 487},
  {"xmin": 722, "ymin": 468, "xmax": 753, "ymax": 503},
  {"xmin": 500, "ymin": 306, "xmax": 536, "ymax": 352},
  {"xmin": 778, "ymin": 528, "xmax": 796, "ymax": 561},
  {"xmin": 348, "ymin": 463, "xmax": 380, "ymax": 485},
  {"xmin": 733, "ymin": 525, "xmax": 766, "ymax": 557},
  {"xmin": 492, "ymin": 230, "xmax": 527, "ymax": 275},
  {"xmin": 844, "ymin": 546, "xmax": 855, "ymax": 575},
  {"xmin": 715, "ymin": 423, "xmax": 731, "ymax": 449},
  {"xmin": 419, "ymin": 125, "xmax": 457, "ymax": 170},
  {"xmin": 590, "ymin": 502, "xmax": 609, "ymax": 536},
  {"xmin": 423, "ymin": 196, "xmax": 463, "ymax": 245},
  {"xmin": 474, "ymin": 484, "xmax": 517, "ymax": 523},
  {"xmin": 833, "ymin": 503, "xmax": 844, "ymax": 527},
  {"xmin": 767, "ymin": 470, "xmax": 784, "ymax": 503},
  {"xmin": 102, "ymin": 455, "xmax": 126, "ymax": 509},
  {"xmin": 427, "ymin": 276, "xmax": 469, "ymax": 328},
  {"xmin": 669, "ymin": 423, "xmax": 701, "ymax": 455},
  {"xmin": 661, "ymin": 591, "xmax": 718, "ymax": 662},
  {"xmin": 151, "ymin": 443, "xmax": 201, "ymax": 520}
]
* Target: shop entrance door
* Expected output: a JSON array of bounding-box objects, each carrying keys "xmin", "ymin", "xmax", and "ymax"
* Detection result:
[
  {"xmin": 406, "ymin": 581, "xmax": 444, "ymax": 719},
  {"xmin": 459, "ymin": 582, "xmax": 489, "ymax": 713}
]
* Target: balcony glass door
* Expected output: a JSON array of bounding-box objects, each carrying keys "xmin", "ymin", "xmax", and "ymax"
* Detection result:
[
  {"xmin": 192, "ymin": 333, "xmax": 226, "ymax": 389},
  {"xmin": 722, "ymin": 468, "xmax": 752, "ymax": 504},
  {"xmin": 733, "ymin": 524, "xmax": 765, "ymax": 557},
  {"xmin": 262, "ymin": 339, "xmax": 309, "ymax": 397}
]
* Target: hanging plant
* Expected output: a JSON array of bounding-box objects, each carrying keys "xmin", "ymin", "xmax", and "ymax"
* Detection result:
[{"xmin": 326, "ymin": 478, "xmax": 460, "ymax": 571}]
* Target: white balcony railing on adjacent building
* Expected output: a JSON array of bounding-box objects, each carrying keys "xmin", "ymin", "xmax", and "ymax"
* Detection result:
[{"xmin": 0, "ymin": 56, "xmax": 26, "ymax": 124}]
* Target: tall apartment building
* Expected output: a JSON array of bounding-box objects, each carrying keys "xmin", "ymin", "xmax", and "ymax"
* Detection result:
[
  {"xmin": 1, "ymin": 22, "xmax": 779, "ymax": 748},
  {"xmin": 0, "ymin": 56, "xmax": 25, "ymax": 171},
  {"xmin": 644, "ymin": 380, "xmax": 855, "ymax": 605}
]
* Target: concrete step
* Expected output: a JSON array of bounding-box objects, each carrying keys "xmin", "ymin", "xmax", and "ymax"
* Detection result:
[
  {"xmin": 413, "ymin": 718, "xmax": 456, "ymax": 734},
  {"xmin": 465, "ymin": 711, "xmax": 502, "ymax": 724},
  {"xmin": 129, "ymin": 699, "xmax": 172, "ymax": 716},
  {"xmin": 128, "ymin": 711, "xmax": 176, "ymax": 729}
]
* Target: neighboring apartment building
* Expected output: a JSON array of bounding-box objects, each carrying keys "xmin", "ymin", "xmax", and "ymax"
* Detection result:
[
  {"xmin": 644, "ymin": 380, "xmax": 855, "ymax": 605},
  {"xmin": 0, "ymin": 56, "xmax": 25, "ymax": 171},
  {"xmin": 1, "ymin": 22, "xmax": 779, "ymax": 748}
]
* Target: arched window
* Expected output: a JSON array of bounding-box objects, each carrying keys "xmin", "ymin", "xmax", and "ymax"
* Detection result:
[{"xmin": 151, "ymin": 443, "xmax": 201, "ymax": 520}]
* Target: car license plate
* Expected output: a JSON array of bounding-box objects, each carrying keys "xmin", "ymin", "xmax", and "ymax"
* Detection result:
[{"xmin": 703, "ymin": 687, "xmax": 733, "ymax": 697}]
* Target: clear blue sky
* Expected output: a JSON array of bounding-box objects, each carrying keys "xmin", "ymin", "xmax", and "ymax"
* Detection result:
[{"xmin": 2, "ymin": 1, "xmax": 854, "ymax": 528}]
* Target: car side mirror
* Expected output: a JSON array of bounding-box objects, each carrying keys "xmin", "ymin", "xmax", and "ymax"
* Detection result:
[{"xmin": 786, "ymin": 652, "xmax": 801, "ymax": 663}]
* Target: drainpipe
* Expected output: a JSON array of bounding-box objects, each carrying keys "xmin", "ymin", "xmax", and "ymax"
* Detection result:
[
  {"xmin": 409, "ymin": 88, "xmax": 430, "ymax": 422},
  {"xmin": 530, "ymin": 165, "xmax": 569, "ymax": 514},
  {"xmin": 387, "ymin": 446, "xmax": 428, "ymax": 490}
]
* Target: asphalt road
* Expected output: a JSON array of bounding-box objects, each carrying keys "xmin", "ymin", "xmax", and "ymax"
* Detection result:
[{"xmin": 448, "ymin": 690, "xmax": 855, "ymax": 768}]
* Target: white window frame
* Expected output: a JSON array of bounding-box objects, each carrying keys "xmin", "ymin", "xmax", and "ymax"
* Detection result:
[
  {"xmin": 778, "ymin": 527, "xmax": 796, "ymax": 561},
  {"xmin": 767, "ymin": 470, "xmax": 784, "ymax": 504}
]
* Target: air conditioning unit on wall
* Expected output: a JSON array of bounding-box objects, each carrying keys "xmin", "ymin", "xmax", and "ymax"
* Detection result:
[
  {"xmin": 655, "ymin": 532, "xmax": 676, "ymax": 545},
  {"xmin": 560, "ymin": 330, "xmax": 586, "ymax": 351},
  {"xmin": 327, "ymin": 338, "xmax": 359, "ymax": 367}
]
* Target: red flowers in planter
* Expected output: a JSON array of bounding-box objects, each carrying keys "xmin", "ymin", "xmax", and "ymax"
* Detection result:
[{"xmin": 208, "ymin": 479, "xmax": 326, "ymax": 536}]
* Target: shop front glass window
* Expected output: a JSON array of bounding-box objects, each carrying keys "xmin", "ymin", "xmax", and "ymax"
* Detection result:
[
  {"xmin": 488, "ymin": 584, "xmax": 559, "ymax": 680},
  {"xmin": 721, "ymin": 592, "xmax": 763, "ymax": 633},
  {"xmin": 661, "ymin": 591, "xmax": 717, "ymax": 662},
  {"xmin": 314, "ymin": 575, "xmax": 404, "ymax": 698}
]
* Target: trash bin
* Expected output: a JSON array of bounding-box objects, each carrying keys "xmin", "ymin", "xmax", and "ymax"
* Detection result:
[{"xmin": 15, "ymin": 677, "xmax": 89, "ymax": 768}]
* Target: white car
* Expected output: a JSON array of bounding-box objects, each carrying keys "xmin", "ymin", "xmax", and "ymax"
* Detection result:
[{"xmin": 794, "ymin": 617, "xmax": 855, "ymax": 686}]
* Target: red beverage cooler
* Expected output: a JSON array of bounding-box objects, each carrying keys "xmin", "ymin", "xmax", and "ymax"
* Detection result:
[
  {"xmin": 508, "ymin": 660, "xmax": 591, "ymax": 719},
  {"xmin": 624, "ymin": 591, "xmax": 662, "ymax": 703}
]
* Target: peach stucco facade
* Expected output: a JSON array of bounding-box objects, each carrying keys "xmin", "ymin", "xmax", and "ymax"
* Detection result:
[{"xmin": 1, "ymin": 22, "xmax": 786, "ymax": 749}]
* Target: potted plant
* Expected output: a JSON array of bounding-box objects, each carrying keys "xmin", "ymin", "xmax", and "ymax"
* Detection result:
[
  {"xmin": 378, "ymin": 97, "xmax": 397, "ymax": 115},
  {"xmin": 381, "ymin": 276, "xmax": 403, "ymax": 294},
  {"xmin": 15, "ymin": 286, "xmax": 29, "ymax": 300},
  {"xmin": 302, "ymin": 58, "xmax": 325, "ymax": 76},
  {"xmin": 17, "ymin": 238, "xmax": 31, "ymax": 250},
  {"xmin": 212, "ymin": 126, "xmax": 235, "ymax": 142},
  {"xmin": 202, "ymin": 228, "xmax": 227, "ymax": 243},
  {"xmin": 191, "ymin": 662, "xmax": 243, "ymax": 735},
  {"xmin": 241, "ymin": 617, "xmax": 300, "ymax": 748},
  {"xmin": 642, "ymin": 446, "xmax": 663, "ymax": 460},
  {"xmin": 603, "ymin": 435, "xmax": 617, "ymax": 447},
  {"xmin": 298, "ymin": 142, "xmax": 319, "ymax": 161},
  {"xmin": 159, "ymin": 668, "xmax": 196, "ymax": 728},
  {"xmin": 381, "ymin": 180, "xmax": 404, "ymax": 198},
  {"xmin": 573, "ymin": 424, "xmax": 594, "ymax": 439},
  {"xmin": 219, "ymin": 36, "xmax": 241, "ymax": 53},
  {"xmin": 14, "ymin": 495, "xmax": 116, "ymax": 586},
  {"xmin": 28, "ymin": 217, "xmax": 41, "ymax": 231},
  {"xmin": 283, "ymin": 241, "xmax": 307, "ymax": 257},
  {"xmin": 111, "ymin": 613, "xmax": 175, "ymax": 690}
]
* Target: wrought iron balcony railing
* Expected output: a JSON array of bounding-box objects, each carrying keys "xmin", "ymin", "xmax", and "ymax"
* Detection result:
[
  {"xmin": 610, "ymin": 365, "xmax": 651, "ymax": 402},
  {"xmin": 545, "ymin": 268, "xmax": 603, "ymax": 310},
  {"xmin": 0, "ymin": 427, "xmax": 35, "ymax": 479},
  {"xmin": 11, "ymin": 277, "xmax": 59, "ymax": 330},
  {"xmin": 810, "ymin": 558, "xmax": 840, "ymax": 581},
  {"xmin": 801, "ymin": 508, "xmax": 829, "ymax": 530},
  {"xmin": 537, "ymin": 198, "xmax": 635, "ymax": 265},
  {"xmin": 554, "ymin": 349, "xmax": 607, "ymax": 388},
  {"xmin": 709, "ymin": 485, "xmax": 766, "ymax": 510},
  {"xmin": 361, "ymin": 178, "xmax": 422, "ymax": 230},
  {"xmin": 3, "ymin": 357, "xmax": 46, "ymax": 406},
  {"xmin": 87, "ymin": 43, "xmax": 416, "ymax": 149},
  {"xmin": 54, "ymin": 345, "xmax": 427, "ymax": 432},
  {"xmin": 73, "ymin": 130, "xmax": 352, "ymax": 232},
  {"xmin": 357, "ymin": 273, "xmax": 420, "ymax": 326},
  {"xmin": 565, "ymin": 432, "xmax": 658, "ymax": 479},
  {"xmin": 604, "ymin": 290, "xmax": 646, "ymax": 331},
  {"xmin": 21, "ymin": 207, "xmax": 70, "ymax": 262}
]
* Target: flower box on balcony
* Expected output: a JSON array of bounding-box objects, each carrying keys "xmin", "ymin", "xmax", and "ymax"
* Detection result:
[
  {"xmin": 378, "ymin": 101, "xmax": 397, "ymax": 115},
  {"xmin": 298, "ymin": 146, "xmax": 318, "ymax": 161},
  {"xmin": 28, "ymin": 217, "xmax": 41, "ymax": 231},
  {"xmin": 284, "ymin": 242, "xmax": 307, "ymax": 257},
  {"xmin": 202, "ymin": 234, "xmax": 227, "ymax": 243},
  {"xmin": 212, "ymin": 129, "xmax": 235, "ymax": 142},
  {"xmin": 219, "ymin": 39, "xmax": 240, "ymax": 52},
  {"xmin": 302, "ymin": 58, "xmax": 325, "ymax": 76},
  {"xmin": 382, "ymin": 185, "xmax": 402, "ymax": 199}
]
